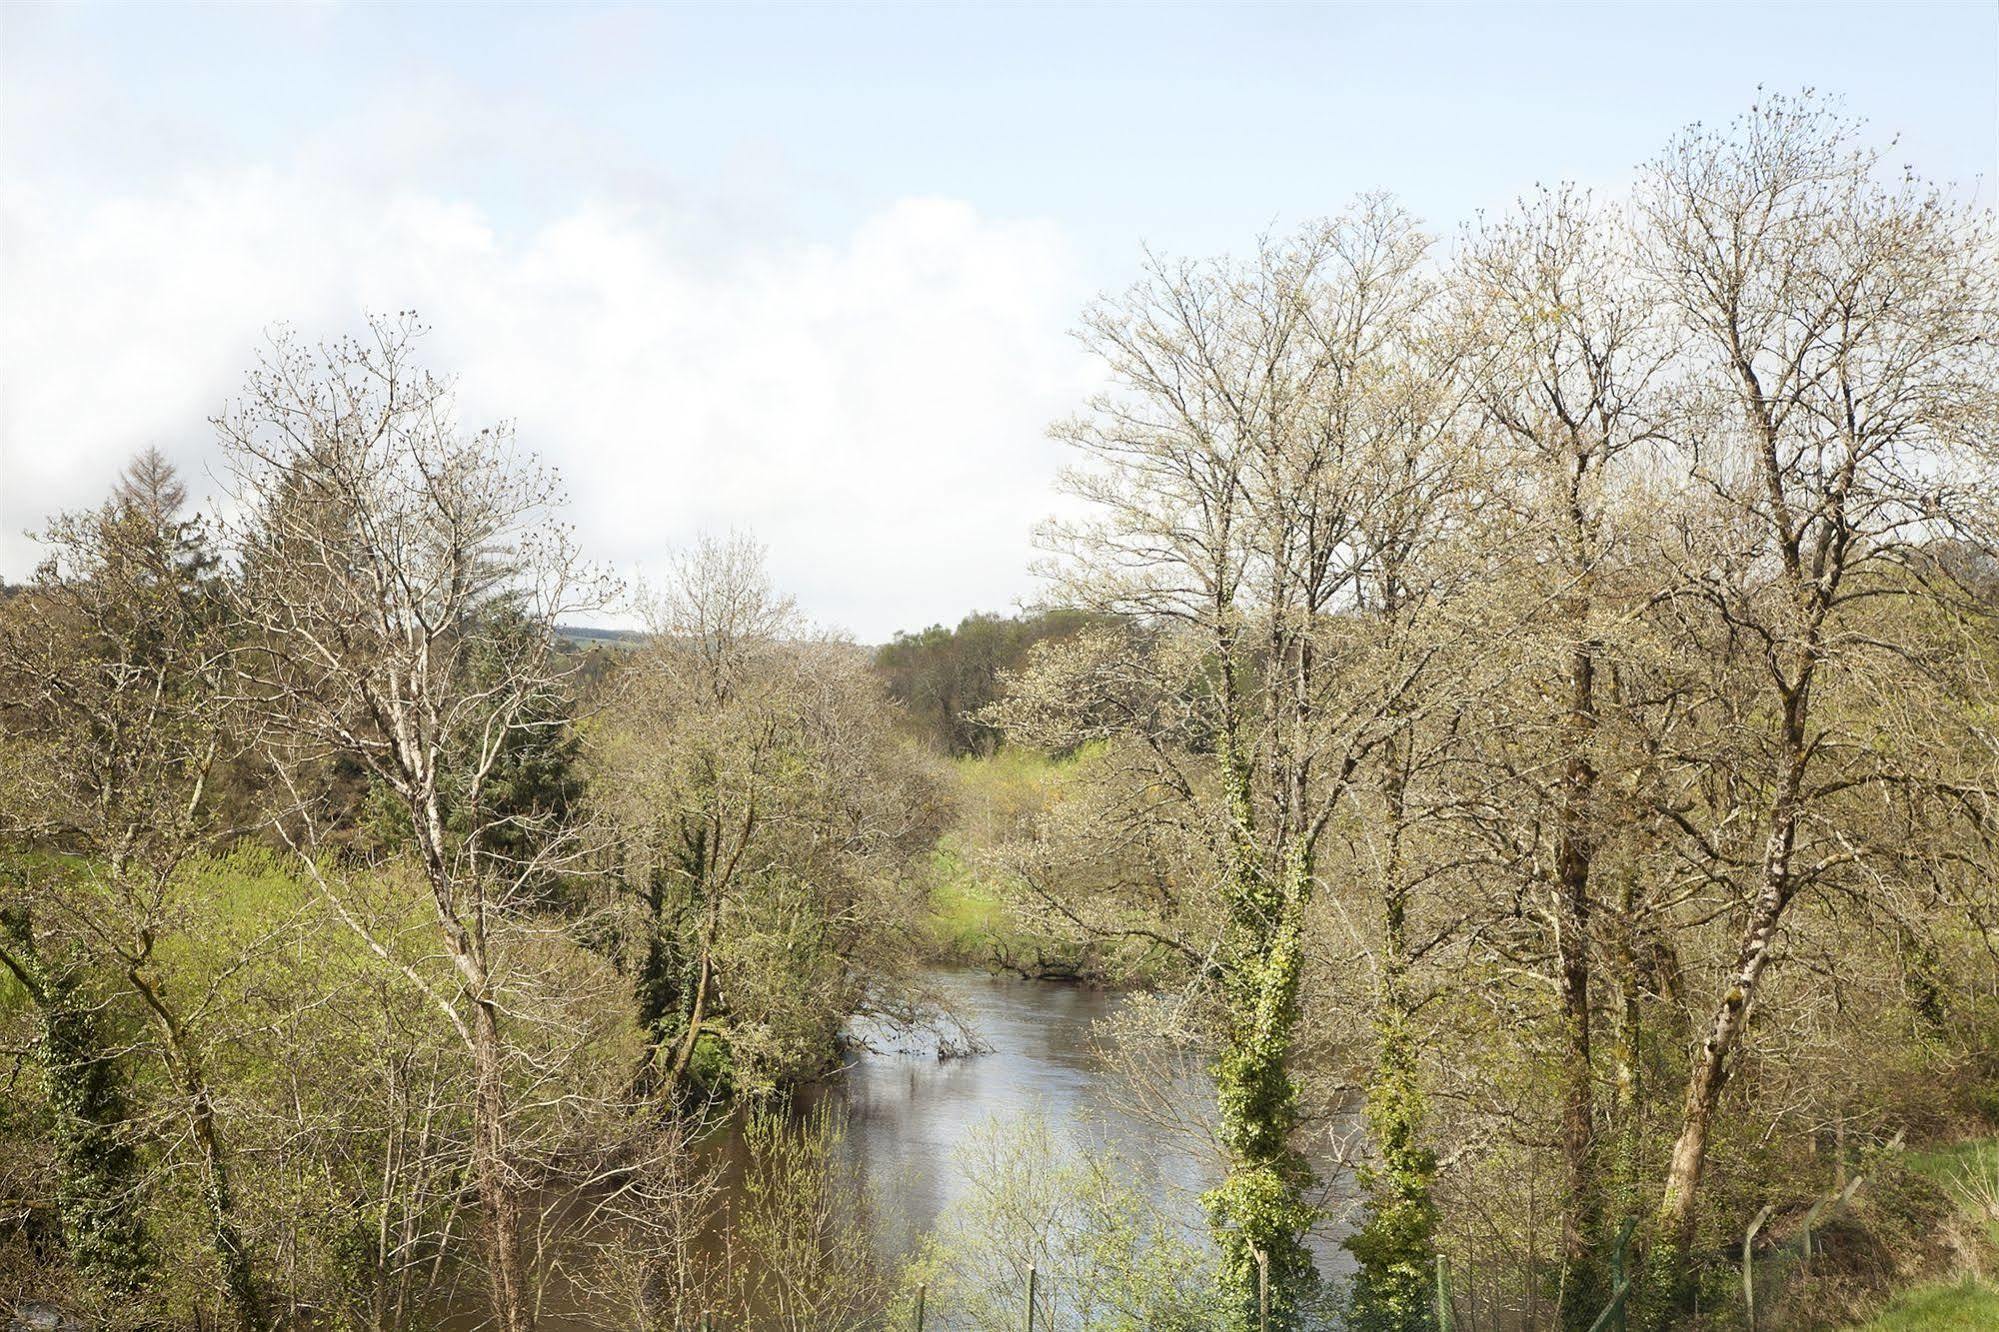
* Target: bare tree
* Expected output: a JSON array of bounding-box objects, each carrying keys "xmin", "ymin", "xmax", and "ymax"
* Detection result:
[
  {"xmin": 1635, "ymin": 94, "xmax": 1999, "ymax": 1296},
  {"xmin": 1444, "ymin": 185, "xmax": 1670, "ymax": 1321},
  {"xmin": 220, "ymin": 314, "xmax": 607, "ymax": 1332},
  {"xmin": 1007, "ymin": 201, "xmax": 1477, "ymax": 1328}
]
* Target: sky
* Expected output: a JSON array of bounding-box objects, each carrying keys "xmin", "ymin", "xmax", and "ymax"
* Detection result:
[{"xmin": 2, "ymin": 2, "xmax": 1995, "ymax": 641}]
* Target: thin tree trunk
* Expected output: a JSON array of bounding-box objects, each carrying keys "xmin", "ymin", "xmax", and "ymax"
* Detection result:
[
  {"xmin": 1556, "ymin": 640, "xmax": 1603, "ymax": 1326},
  {"xmin": 669, "ymin": 943, "xmax": 714, "ymax": 1084},
  {"xmin": 127, "ymin": 964, "xmax": 262, "ymax": 1330},
  {"xmin": 471, "ymin": 988, "xmax": 530, "ymax": 1332},
  {"xmin": 1653, "ymin": 759, "xmax": 1802, "ymax": 1299},
  {"xmin": 1608, "ymin": 873, "xmax": 1643, "ymax": 1224},
  {"xmin": 185, "ymin": 1071, "xmax": 261, "ymax": 1331}
]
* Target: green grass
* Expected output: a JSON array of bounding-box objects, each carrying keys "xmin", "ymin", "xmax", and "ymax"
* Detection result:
[
  {"xmin": 920, "ymin": 839, "xmax": 1014, "ymax": 958},
  {"xmin": 1906, "ymin": 1138, "xmax": 1997, "ymax": 1182},
  {"xmin": 1842, "ymin": 1138, "xmax": 1999, "ymax": 1329},
  {"xmin": 1906, "ymin": 1138, "xmax": 1999, "ymax": 1249},
  {"xmin": 1846, "ymin": 1277, "xmax": 1999, "ymax": 1331}
]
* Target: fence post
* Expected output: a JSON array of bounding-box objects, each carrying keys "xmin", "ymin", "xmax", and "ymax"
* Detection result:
[
  {"xmin": 1434, "ymin": 1252, "xmax": 1454, "ymax": 1331},
  {"xmin": 1610, "ymin": 1216, "xmax": 1637, "ymax": 1332},
  {"xmin": 915, "ymin": 1282, "xmax": 926, "ymax": 1332},
  {"xmin": 1742, "ymin": 1203, "xmax": 1774, "ymax": 1332},
  {"xmin": 1256, "ymin": 1246, "xmax": 1270, "ymax": 1332},
  {"xmin": 1026, "ymin": 1264, "xmax": 1038, "ymax": 1332}
]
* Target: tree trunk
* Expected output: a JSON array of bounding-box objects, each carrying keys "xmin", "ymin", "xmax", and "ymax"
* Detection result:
[
  {"xmin": 1607, "ymin": 874, "xmax": 1643, "ymax": 1225},
  {"xmin": 185, "ymin": 1071, "xmax": 261, "ymax": 1330},
  {"xmin": 1652, "ymin": 783, "xmax": 1799, "ymax": 1303},
  {"xmin": 1346, "ymin": 883, "xmax": 1438, "ymax": 1332},
  {"xmin": 1205, "ymin": 738, "xmax": 1317, "ymax": 1331},
  {"xmin": 471, "ymin": 992, "xmax": 530, "ymax": 1332},
  {"xmin": 128, "ymin": 964, "xmax": 262, "ymax": 1329},
  {"xmin": 1556, "ymin": 641, "xmax": 1603, "ymax": 1327},
  {"xmin": 1346, "ymin": 747, "xmax": 1437, "ymax": 1332},
  {"xmin": 0, "ymin": 913, "xmax": 150, "ymax": 1297},
  {"xmin": 668, "ymin": 943, "xmax": 714, "ymax": 1085},
  {"xmin": 632, "ymin": 865, "xmax": 686, "ymax": 1097}
]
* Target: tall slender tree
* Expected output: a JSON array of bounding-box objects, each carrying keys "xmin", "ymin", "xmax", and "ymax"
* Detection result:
[
  {"xmin": 221, "ymin": 315, "xmax": 605, "ymax": 1332},
  {"xmin": 1446, "ymin": 187, "xmax": 1669, "ymax": 1322},
  {"xmin": 1636, "ymin": 95, "xmax": 1999, "ymax": 1302},
  {"xmin": 0, "ymin": 450, "xmax": 258, "ymax": 1325}
]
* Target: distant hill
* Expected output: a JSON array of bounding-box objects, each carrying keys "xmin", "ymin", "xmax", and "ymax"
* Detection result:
[{"xmin": 557, "ymin": 624, "xmax": 646, "ymax": 649}]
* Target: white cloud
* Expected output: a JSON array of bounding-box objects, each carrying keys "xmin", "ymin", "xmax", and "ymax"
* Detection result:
[{"xmin": 0, "ymin": 166, "xmax": 1094, "ymax": 639}]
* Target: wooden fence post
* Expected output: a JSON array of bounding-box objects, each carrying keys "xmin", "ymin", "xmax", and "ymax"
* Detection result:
[
  {"xmin": 1434, "ymin": 1252, "xmax": 1454, "ymax": 1331},
  {"xmin": 915, "ymin": 1282, "xmax": 926, "ymax": 1332},
  {"xmin": 1026, "ymin": 1264, "xmax": 1037, "ymax": 1332}
]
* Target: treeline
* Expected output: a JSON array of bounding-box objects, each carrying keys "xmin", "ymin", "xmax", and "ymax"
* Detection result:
[
  {"xmin": 971, "ymin": 94, "xmax": 1999, "ymax": 1329},
  {"xmin": 0, "ymin": 333, "xmax": 948, "ymax": 1330},
  {"xmin": 874, "ymin": 610, "xmax": 1115, "ymax": 756}
]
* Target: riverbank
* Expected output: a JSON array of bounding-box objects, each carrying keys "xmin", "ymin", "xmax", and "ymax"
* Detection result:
[{"xmin": 915, "ymin": 746, "xmax": 1186, "ymax": 985}]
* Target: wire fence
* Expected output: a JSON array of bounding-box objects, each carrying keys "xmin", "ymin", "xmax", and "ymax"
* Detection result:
[
  {"xmin": 1427, "ymin": 1133, "xmax": 1902, "ymax": 1332},
  {"xmin": 669, "ymin": 1137, "xmax": 1903, "ymax": 1332}
]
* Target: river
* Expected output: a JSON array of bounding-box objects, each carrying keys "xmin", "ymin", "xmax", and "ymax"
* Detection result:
[
  {"xmin": 445, "ymin": 969, "xmax": 1354, "ymax": 1328},
  {"xmin": 803, "ymin": 969, "xmax": 1223, "ymax": 1253}
]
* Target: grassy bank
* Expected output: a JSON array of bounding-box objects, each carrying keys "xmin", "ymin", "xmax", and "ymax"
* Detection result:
[
  {"xmin": 915, "ymin": 746, "xmax": 1120, "ymax": 978},
  {"xmin": 1844, "ymin": 1138, "xmax": 1999, "ymax": 1329},
  {"xmin": 1905, "ymin": 1138, "xmax": 1999, "ymax": 1248},
  {"xmin": 1847, "ymin": 1277, "xmax": 1999, "ymax": 1331},
  {"xmin": 919, "ymin": 837, "xmax": 1019, "ymax": 959},
  {"xmin": 916, "ymin": 748, "xmax": 1062, "ymax": 968}
]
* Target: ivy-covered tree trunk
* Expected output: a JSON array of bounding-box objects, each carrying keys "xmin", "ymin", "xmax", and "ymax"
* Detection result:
[
  {"xmin": 1203, "ymin": 741, "xmax": 1319, "ymax": 1331},
  {"xmin": 1345, "ymin": 874, "xmax": 1437, "ymax": 1332},
  {"xmin": 631, "ymin": 861, "xmax": 689, "ymax": 1097},
  {"xmin": 1343, "ymin": 734, "xmax": 1438, "ymax": 1331},
  {"xmin": 0, "ymin": 909, "xmax": 150, "ymax": 1299}
]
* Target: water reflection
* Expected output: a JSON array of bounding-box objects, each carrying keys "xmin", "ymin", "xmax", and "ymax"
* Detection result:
[
  {"xmin": 809, "ymin": 969, "xmax": 1353, "ymax": 1278},
  {"xmin": 811, "ymin": 970, "xmax": 1220, "ymax": 1257},
  {"xmin": 442, "ymin": 969, "xmax": 1353, "ymax": 1329}
]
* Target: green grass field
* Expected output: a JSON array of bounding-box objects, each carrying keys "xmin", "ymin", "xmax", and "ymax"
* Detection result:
[{"xmin": 1846, "ymin": 1277, "xmax": 1999, "ymax": 1331}]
